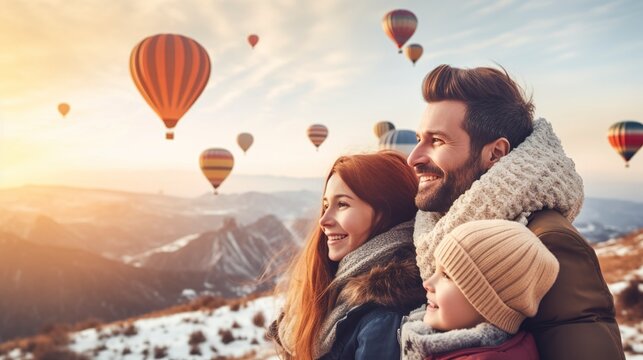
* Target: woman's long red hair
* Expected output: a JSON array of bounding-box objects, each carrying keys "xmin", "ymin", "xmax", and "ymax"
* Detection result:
[{"xmin": 277, "ymin": 150, "xmax": 418, "ymax": 359}]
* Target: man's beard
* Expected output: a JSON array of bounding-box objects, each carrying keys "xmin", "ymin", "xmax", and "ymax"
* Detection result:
[{"xmin": 415, "ymin": 154, "xmax": 486, "ymax": 213}]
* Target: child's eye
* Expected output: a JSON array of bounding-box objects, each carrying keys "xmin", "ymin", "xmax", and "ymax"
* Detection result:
[{"xmin": 441, "ymin": 270, "xmax": 451, "ymax": 280}]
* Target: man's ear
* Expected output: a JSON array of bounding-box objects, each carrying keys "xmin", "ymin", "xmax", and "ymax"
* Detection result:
[{"xmin": 480, "ymin": 137, "xmax": 510, "ymax": 169}]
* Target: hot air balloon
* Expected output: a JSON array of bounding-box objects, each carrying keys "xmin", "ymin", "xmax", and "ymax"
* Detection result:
[
  {"xmin": 248, "ymin": 34, "xmax": 259, "ymax": 49},
  {"xmin": 130, "ymin": 34, "xmax": 211, "ymax": 140},
  {"xmin": 373, "ymin": 121, "xmax": 395, "ymax": 139},
  {"xmin": 199, "ymin": 148, "xmax": 234, "ymax": 195},
  {"xmin": 307, "ymin": 124, "xmax": 328, "ymax": 151},
  {"xmin": 58, "ymin": 103, "xmax": 70, "ymax": 117},
  {"xmin": 379, "ymin": 129, "xmax": 418, "ymax": 157},
  {"xmin": 382, "ymin": 9, "xmax": 417, "ymax": 53},
  {"xmin": 607, "ymin": 120, "xmax": 643, "ymax": 167},
  {"xmin": 404, "ymin": 44, "xmax": 423, "ymax": 66},
  {"xmin": 237, "ymin": 132, "xmax": 254, "ymax": 154}
]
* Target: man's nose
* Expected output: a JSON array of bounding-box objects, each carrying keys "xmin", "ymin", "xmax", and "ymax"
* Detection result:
[{"xmin": 407, "ymin": 143, "xmax": 427, "ymax": 168}]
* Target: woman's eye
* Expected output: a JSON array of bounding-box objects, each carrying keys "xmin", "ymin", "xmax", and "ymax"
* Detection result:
[{"xmin": 338, "ymin": 201, "xmax": 349, "ymax": 208}]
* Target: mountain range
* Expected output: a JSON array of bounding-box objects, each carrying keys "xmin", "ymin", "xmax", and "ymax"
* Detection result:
[{"xmin": 0, "ymin": 184, "xmax": 641, "ymax": 342}]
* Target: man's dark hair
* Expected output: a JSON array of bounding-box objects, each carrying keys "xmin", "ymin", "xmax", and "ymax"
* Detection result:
[{"xmin": 422, "ymin": 64, "xmax": 534, "ymax": 154}]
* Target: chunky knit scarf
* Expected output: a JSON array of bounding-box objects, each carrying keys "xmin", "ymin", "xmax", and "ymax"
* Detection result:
[
  {"xmin": 277, "ymin": 221, "xmax": 414, "ymax": 359},
  {"xmin": 414, "ymin": 118, "xmax": 584, "ymax": 279},
  {"xmin": 400, "ymin": 307, "xmax": 511, "ymax": 360}
]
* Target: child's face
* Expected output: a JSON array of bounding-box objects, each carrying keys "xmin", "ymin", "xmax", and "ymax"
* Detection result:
[{"xmin": 423, "ymin": 265, "xmax": 485, "ymax": 331}]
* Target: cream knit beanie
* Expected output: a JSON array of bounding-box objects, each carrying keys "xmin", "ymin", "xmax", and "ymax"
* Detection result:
[{"xmin": 434, "ymin": 219, "xmax": 559, "ymax": 334}]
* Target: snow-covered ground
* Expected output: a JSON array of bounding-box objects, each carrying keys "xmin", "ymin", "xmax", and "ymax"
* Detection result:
[{"xmin": 2, "ymin": 296, "xmax": 283, "ymax": 360}]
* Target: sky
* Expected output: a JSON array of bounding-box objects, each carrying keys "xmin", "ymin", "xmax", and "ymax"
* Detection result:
[{"xmin": 1, "ymin": 0, "xmax": 642, "ymax": 200}]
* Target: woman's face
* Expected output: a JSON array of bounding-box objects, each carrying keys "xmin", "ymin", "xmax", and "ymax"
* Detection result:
[{"xmin": 319, "ymin": 174, "xmax": 375, "ymax": 262}]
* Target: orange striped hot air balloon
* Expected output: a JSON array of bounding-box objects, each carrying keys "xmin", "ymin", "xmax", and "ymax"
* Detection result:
[
  {"xmin": 307, "ymin": 124, "xmax": 328, "ymax": 151},
  {"xmin": 58, "ymin": 103, "xmax": 70, "ymax": 118},
  {"xmin": 130, "ymin": 34, "xmax": 211, "ymax": 140},
  {"xmin": 237, "ymin": 132, "xmax": 254, "ymax": 154},
  {"xmin": 247, "ymin": 34, "xmax": 259, "ymax": 49},
  {"xmin": 404, "ymin": 44, "xmax": 423, "ymax": 65},
  {"xmin": 373, "ymin": 121, "xmax": 395, "ymax": 139},
  {"xmin": 607, "ymin": 120, "xmax": 643, "ymax": 168},
  {"xmin": 199, "ymin": 148, "xmax": 234, "ymax": 195},
  {"xmin": 382, "ymin": 9, "xmax": 417, "ymax": 53}
]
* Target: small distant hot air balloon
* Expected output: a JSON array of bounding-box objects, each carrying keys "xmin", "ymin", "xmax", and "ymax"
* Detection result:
[
  {"xmin": 307, "ymin": 124, "xmax": 328, "ymax": 151},
  {"xmin": 607, "ymin": 120, "xmax": 643, "ymax": 168},
  {"xmin": 382, "ymin": 9, "xmax": 417, "ymax": 53},
  {"xmin": 58, "ymin": 103, "xmax": 70, "ymax": 118},
  {"xmin": 404, "ymin": 44, "xmax": 423, "ymax": 66},
  {"xmin": 248, "ymin": 34, "xmax": 259, "ymax": 49},
  {"xmin": 373, "ymin": 121, "xmax": 396, "ymax": 139},
  {"xmin": 199, "ymin": 148, "xmax": 234, "ymax": 195},
  {"xmin": 130, "ymin": 34, "xmax": 211, "ymax": 140},
  {"xmin": 237, "ymin": 132, "xmax": 254, "ymax": 154},
  {"xmin": 379, "ymin": 129, "xmax": 418, "ymax": 157}
]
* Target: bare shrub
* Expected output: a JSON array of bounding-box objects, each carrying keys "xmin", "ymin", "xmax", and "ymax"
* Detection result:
[
  {"xmin": 154, "ymin": 345, "xmax": 168, "ymax": 358},
  {"xmin": 219, "ymin": 328, "xmax": 235, "ymax": 344},
  {"xmin": 232, "ymin": 321, "xmax": 241, "ymax": 329},
  {"xmin": 189, "ymin": 330, "xmax": 207, "ymax": 346},
  {"xmin": 122, "ymin": 347, "xmax": 131, "ymax": 355},
  {"xmin": 250, "ymin": 338, "xmax": 259, "ymax": 345},
  {"xmin": 616, "ymin": 279, "xmax": 643, "ymax": 323},
  {"xmin": 92, "ymin": 344, "xmax": 107, "ymax": 356},
  {"xmin": 190, "ymin": 345, "xmax": 202, "ymax": 355},
  {"xmin": 252, "ymin": 311, "xmax": 266, "ymax": 327},
  {"xmin": 123, "ymin": 323, "xmax": 138, "ymax": 337},
  {"xmin": 229, "ymin": 302, "xmax": 241, "ymax": 312}
]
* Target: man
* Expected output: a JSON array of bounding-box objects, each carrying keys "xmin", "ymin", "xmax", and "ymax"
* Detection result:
[{"xmin": 407, "ymin": 64, "xmax": 624, "ymax": 359}]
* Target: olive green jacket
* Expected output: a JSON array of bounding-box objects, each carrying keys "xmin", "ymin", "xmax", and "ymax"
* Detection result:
[{"xmin": 525, "ymin": 210, "xmax": 624, "ymax": 360}]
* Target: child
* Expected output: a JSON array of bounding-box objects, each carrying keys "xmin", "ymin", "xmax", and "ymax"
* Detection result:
[{"xmin": 401, "ymin": 219, "xmax": 559, "ymax": 359}]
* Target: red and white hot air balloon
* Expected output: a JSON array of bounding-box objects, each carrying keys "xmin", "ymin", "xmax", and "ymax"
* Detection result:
[
  {"xmin": 382, "ymin": 9, "xmax": 417, "ymax": 53},
  {"xmin": 307, "ymin": 124, "xmax": 328, "ymax": 151},
  {"xmin": 248, "ymin": 34, "xmax": 259, "ymax": 49},
  {"xmin": 130, "ymin": 34, "xmax": 211, "ymax": 140}
]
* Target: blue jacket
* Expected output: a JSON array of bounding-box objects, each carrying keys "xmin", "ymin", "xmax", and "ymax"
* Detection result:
[{"xmin": 320, "ymin": 303, "xmax": 407, "ymax": 360}]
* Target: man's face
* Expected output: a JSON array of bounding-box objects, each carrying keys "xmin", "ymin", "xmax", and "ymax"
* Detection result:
[{"xmin": 407, "ymin": 100, "xmax": 485, "ymax": 213}]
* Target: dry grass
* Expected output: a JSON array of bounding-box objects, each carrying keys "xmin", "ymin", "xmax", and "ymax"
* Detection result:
[{"xmin": 593, "ymin": 229, "xmax": 643, "ymax": 326}]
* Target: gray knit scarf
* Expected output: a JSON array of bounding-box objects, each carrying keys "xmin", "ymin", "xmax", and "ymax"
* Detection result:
[
  {"xmin": 277, "ymin": 221, "xmax": 414, "ymax": 359},
  {"xmin": 414, "ymin": 118, "xmax": 584, "ymax": 279},
  {"xmin": 400, "ymin": 307, "xmax": 511, "ymax": 360}
]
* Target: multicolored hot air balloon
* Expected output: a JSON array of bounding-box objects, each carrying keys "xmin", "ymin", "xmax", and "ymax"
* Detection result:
[
  {"xmin": 248, "ymin": 34, "xmax": 259, "ymax": 49},
  {"xmin": 382, "ymin": 9, "xmax": 417, "ymax": 53},
  {"xmin": 237, "ymin": 132, "xmax": 254, "ymax": 154},
  {"xmin": 130, "ymin": 34, "xmax": 211, "ymax": 140},
  {"xmin": 58, "ymin": 103, "xmax": 70, "ymax": 117},
  {"xmin": 379, "ymin": 129, "xmax": 418, "ymax": 157},
  {"xmin": 607, "ymin": 120, "xmax": 643, "ymax": 168},
  {"xmin": 373, "ymin": 121, "xmax": 395, "ymax": 139},
  {"xmin": 307, "ymin": 124, "xmax": 328, "ymax": 151},
  {"xmin": 199, "ymin": 148, "xmax": 234, "ymax": 195},
  {"xmin": 404, "ymin": 44, "xmax": 423, "ymax": 66}
]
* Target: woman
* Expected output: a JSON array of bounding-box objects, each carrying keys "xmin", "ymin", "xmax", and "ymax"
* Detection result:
[{"xmin": 269, "ymin": 151, "xmax": 426, "ymax": 360}]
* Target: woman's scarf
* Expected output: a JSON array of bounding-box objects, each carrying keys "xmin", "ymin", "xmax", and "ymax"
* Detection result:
[{"xmin": 414, "ymin": 118, "xmax": 584, "ymax": 279}]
